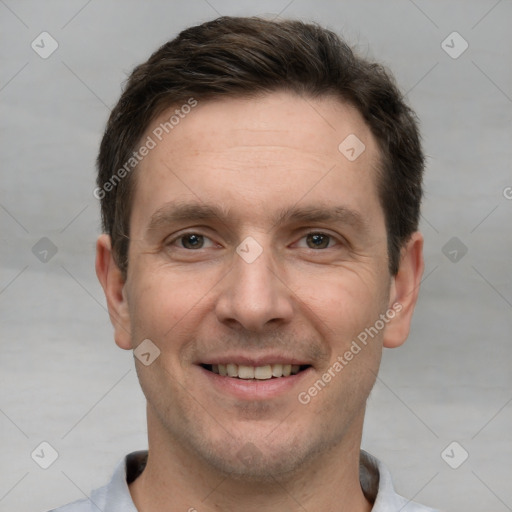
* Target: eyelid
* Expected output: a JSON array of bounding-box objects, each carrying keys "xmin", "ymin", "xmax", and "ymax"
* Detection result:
[
  {"xmin": 164, "ymin": 228, "xmax": 346, "ymax": 249},
  {"xmin": 165, "ymin": 230, "xmax": 218, "ymax": 248},
  {"xmin": 292, "ymin": 230, "xmax": 345, "ymax": 248}
]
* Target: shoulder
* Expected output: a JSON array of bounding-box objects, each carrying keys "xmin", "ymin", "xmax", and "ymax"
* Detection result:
[
  {"xmin": 46, "ymin": 482, "xmax": 110, "ymax": 512},
  {"xmin": 46, "ymin": 451, "xmax": 145, "ymax": 512},
  {"xmin": 47, "ymin": 496, "xmax": 101, "ymax": 512},
  {"xmin": 360, "ymin": 450, "xmax": 440, "ymax": 512},
  {"xmin": 391, "ymin": 494, "xmax": 440, "ymax": 512}
]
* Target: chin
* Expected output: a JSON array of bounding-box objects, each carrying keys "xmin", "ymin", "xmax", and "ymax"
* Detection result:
[{"xmin": 191, "ymin": 429, "xmax": 330, "ymax": 483}]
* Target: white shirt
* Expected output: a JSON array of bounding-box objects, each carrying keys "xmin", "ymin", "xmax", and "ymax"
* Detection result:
[{"xmin": 48, "ymin": 450, "xmax": 439, "ymax": 511}]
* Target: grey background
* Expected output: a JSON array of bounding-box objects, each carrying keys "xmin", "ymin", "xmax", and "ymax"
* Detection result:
[{"xmin": 1, "ymin": 1, "xmax": 511, "ymax": 511}]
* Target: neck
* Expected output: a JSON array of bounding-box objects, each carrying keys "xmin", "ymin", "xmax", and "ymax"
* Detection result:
[{"xmin": 129, "ymin": 405, "xmax": 372, "ymax": 512}]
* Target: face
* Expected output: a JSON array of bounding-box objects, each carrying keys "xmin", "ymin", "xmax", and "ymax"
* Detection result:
[{"xmin": 102, "ymin": 91, "xmax": 414, "ymax": 479}]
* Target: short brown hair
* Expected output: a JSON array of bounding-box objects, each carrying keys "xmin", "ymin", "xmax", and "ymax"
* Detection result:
[{"xmin": 97, "ymin": 16, "xmax": 424, "ymax": 277}]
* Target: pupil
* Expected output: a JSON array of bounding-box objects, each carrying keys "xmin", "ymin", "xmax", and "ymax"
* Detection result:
[
  {"xmin": 308, "ymin": 233, "xmax": 329, "ymax": 249},
  {"xmin": 183, "ymin": 234, "xmax": 203, "ymax": 249}
]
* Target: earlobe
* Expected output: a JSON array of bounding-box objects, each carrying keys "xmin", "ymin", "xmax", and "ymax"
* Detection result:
[
  {"xmin": 95, "ymin": 234, "xmax": 132, "ymax": 350},
  {"xmin": 383, "ymin": 232, "xmax": 424, "ymax": 349}
]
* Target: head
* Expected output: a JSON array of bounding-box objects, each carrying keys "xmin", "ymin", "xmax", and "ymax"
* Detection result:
[{"xmin": 96, "ymin": 16, "xmax": 424, "ymax": 480}]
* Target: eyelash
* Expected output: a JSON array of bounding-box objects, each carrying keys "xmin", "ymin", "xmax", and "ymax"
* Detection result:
[{"xmin": 166, "ymin": 231, "xmax": 342, "ymax": 250}]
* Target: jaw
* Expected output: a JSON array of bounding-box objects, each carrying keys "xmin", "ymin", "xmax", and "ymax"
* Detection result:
[{"xmin": 144, "ymin": 385, "xmax": 369, "ymax": 485}]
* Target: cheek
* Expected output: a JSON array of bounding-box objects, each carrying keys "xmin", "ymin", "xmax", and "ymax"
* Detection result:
[
  {"xmin": 126, "ymin": 270, "xmax": 201, "ymax": 344},
  {"xmin": 290, "ymin": 266, "xmax": 388, "ymax": 343}
]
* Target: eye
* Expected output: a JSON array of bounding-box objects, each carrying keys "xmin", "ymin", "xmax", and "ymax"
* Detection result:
[
  {"xmin": 169, "ymin": 233, "xmax": 216, "ymax": 250},
  {"xmin": 297, "ymin": 232, "xmax": 338, "ymax": 249}
]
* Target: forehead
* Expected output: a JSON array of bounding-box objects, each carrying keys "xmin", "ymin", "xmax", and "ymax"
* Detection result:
[
  {"xmin": 130, "ymin": 91, "xmax": 383, "ymax": 232},
  {"xmin": 150, "ymin": 91, "xmax": 376, "ymax": 159}
]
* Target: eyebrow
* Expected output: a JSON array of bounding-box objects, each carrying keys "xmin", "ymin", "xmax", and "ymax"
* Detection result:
[
  {"xmin": 274, "ymin": 205, "xmax": 366, "ymax": 231},
  {"xmin": 146, "ymin": 201, "xmax": 367, "ymax": 234}
]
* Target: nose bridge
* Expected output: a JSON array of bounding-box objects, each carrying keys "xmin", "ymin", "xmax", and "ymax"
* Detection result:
[
  {"xmin": 236, "ymin": 244, "xmax": 276, "ymax": 298},
  {"xmin": 215, "ymin": 236, "xmax": 293, "ymax": 330}
]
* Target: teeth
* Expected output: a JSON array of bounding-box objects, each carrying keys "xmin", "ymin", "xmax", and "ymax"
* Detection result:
[
  {"xmin": 238, "ymin": 365, "xmax": 255, "ymax": 379},
  {"xmin": 254, "ymin": 365, "xmax": 272, "ymax": 380},
  {"xmin": 272, "ymin": 364, "xmax": 283, "ymax": 377},
  {"xmin": 212, "ymin": 363, "xmax": 304, "ymax": 379}
]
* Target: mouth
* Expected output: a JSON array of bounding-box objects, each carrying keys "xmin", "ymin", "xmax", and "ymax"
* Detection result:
[{"xmin": 200, "ymin": 363, "xmax": 311, "ymax": 380}]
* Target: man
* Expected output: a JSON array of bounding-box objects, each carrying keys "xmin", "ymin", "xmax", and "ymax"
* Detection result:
[{"xmin": 51, "ymin": 16, "xmax": 438, "ymax": 512}]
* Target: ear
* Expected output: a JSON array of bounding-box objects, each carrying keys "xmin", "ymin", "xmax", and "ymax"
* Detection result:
[
  {"xmin": 95, "ymin": 234, "xmax": 132, "ymax": 350},
  {"xmin": 383, "ymin": 231, "xmax": 424, "ymax": 348}
]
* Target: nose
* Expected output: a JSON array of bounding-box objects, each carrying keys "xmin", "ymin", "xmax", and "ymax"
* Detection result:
[{"xmin": 215, "ymin": 244, "xmax": 294, "ymax": 333}]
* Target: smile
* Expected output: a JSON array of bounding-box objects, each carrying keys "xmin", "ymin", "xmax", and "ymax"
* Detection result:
[{"xmin": 201, "ymin": 363, "xmax": 310, "ymax": 380}]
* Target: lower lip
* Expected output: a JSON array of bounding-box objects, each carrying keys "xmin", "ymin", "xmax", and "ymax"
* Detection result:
[{"xmin": 197, "ymin": 365, "xmax": 313, "ymax": 400}]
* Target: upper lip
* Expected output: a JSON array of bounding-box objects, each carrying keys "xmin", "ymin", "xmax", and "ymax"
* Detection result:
[{"xmin": 197, "ymin": 353, "xmax": 312, "ymax": 367}]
